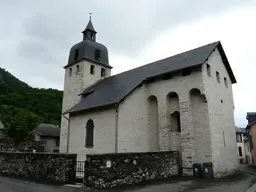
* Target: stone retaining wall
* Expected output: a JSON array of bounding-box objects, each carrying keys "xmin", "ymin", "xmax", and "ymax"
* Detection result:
[
  {"xmin": 84, "ymin": 151, "xmax": 179, "ymax": 188},
  {"xmin": 0, "ymin": 151, "xmax": 76, "ymax": 183}
]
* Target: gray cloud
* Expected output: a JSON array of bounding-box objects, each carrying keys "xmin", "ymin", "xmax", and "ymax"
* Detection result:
[
  {"xmin": 17, "ymin": 40, "xmax": 57, "ymax": 64},
  {"xmin": 0, "ymin": 0, "xmax": 255, "ymax": 126},
  {"xmin": 17, "ymin": 0, "xmax": 253, "ymax": 60}
]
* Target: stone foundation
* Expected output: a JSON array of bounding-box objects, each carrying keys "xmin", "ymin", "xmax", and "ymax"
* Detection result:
[
  {"xmin": 84, "ymin": 151, "xmax": 179, "ymax": 188},
  {"xmin": 0, "ymin": 151, "xmax": 76, "ymax": 183}
]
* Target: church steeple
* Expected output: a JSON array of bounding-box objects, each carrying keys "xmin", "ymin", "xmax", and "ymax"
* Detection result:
[{"xmin": 82, "ymin": 13, "xmax": 97, "ymax": 41}]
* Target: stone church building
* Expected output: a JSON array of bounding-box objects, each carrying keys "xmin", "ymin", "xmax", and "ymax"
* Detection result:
[{"xmin": 60, "ymin": 18, "xmax": 239, "ymax": 177}]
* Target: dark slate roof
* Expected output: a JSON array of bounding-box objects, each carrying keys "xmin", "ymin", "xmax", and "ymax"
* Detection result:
[
  {"xmin": 83, "ymin": 19, "xmax": 96, "ymax": 33},
  {"xmin": 65, "ymin": 41, "xmax": 236, "ymax": 114},
  {"xmin": 65, "ymin": 39, "xmax": 110, "ymax": 68},
  {"xmin": 235, "ymin": 127, "xmax": 246, "ymax": 133},
  {"xmin": 247, "ymin": 112, "xmax": 256, "ymax": 117},
  {"xmin": 36, "ymin": 124, "xmax": 60, "ymax": 137}
]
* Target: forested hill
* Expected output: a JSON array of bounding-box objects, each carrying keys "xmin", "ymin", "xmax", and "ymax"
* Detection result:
[{"xmin": 0, "ymin": 67, "xmax": 63, "ymax": 125}]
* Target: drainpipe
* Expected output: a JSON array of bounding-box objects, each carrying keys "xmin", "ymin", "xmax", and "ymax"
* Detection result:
[
  {"xmin": 63, "ymin": 113, "xmax": 70, "ymax": 154},
  {"xmin": 115, "ymin": 103, "xmax": 119, "ymax": 153}
]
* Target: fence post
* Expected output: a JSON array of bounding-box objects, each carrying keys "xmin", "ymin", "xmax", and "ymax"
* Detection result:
[{"xmin": 68, "ymin": 159, "xmax": 76, "ymax": 184}]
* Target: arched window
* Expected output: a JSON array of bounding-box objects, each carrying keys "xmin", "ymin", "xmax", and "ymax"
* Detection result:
[
  {"xmin": 147, "ymin": 95, "xmax": 159, "ymax": 151},
  {"xmin": 166, "ymin": 92, "xmax": 180, "ymax": 131},
  {"xmin": 85, "ymin": 119, "xmax": 94, "ymax": 148}
]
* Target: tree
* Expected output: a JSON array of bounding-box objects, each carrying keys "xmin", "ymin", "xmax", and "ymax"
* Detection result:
[
  {"xmin": 0, "ymin": 106, "xmax": 42, "ymax": 146},
  {"xmin": 0, "ymin": 67, "xmax": 63, "ymax": 125}
]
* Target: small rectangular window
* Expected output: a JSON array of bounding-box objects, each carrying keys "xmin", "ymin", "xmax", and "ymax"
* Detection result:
[
  {"xmin": 182, "ymin": 69, "xmax": 190, "ymax": 76},
  {"xmin": 76, "ymin": 65, "xmax": 80, "ymax": 73},
  {"xmin": 236, "ymin": 133, "xmax": 242, "ymax": 142},
  {"xmin": 207, "ymin": 64, "xmax": 211, "ymax": 77},
  {"xmin": 238, "ymin": 146, "xmax": 242, "ymax": 157},
  {"xmin": 224, "ymin": 77, "xmax": 228, "ymax": 88},
  {"xmin": 223, "ymin": 132, "xmax": 226, "ymax": 147},
  {"xmin": 69, "ymin": 68, "xmax": 72, "ymax": 76},
  {"xmin": 95, "ymin": 50, "xmax": 101, "ymax": 61},
  {"xmin": 163, "ymin": 74, "xmax": 172, "ymax": 80},
  {"xmin": 101, "ymin": 68, "xmax": 106, "ymax": 77},
  {"xmin": 74, "ymin": 49, "xmax": 79, "ymax": 60},
  {"xmin": 90, "ymin": 65, "xmax": 95, "ymax": 75},
  {"xmin": 216, "ymin": 71, "xmax": 220, "ymax": 83},
  {"xmin": 56, "ymin": 138, "xmax": 60, "ymax": 147}
]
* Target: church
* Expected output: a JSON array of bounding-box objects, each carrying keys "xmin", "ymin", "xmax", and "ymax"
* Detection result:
[{"xmin": 60, "ymin": 18, "xmax": 239, "ymax": 177}]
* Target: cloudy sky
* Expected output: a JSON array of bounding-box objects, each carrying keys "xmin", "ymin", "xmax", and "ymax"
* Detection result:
[{"xmin": 0, "ymin": 0, "xmax": 255, "ymax": 127}]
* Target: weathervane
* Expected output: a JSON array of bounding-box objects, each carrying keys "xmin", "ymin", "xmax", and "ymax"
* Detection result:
[{"xmin": 89, "ymin": 12, "xmax": 92, "ymax": 19}]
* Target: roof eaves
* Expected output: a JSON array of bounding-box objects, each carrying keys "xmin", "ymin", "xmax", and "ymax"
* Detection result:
[
  {"xmin": 216, "ymin": 43, "xmax": 237, "ymax": 84},
  {"xmin": 64, "ymin": 102, "xmax": 117, "ymax": 115},
  {"xmin": 79, "ymin": 79, "xmax": 105, "ymax": 96},
  {"xmin": 246, "ymin": 120, "xmax": 256, "ymax": 130},
  {"xmin": 145, "ymin": 64, "xmax": 203, "ymax": 81},
  {"xmin": 119, "ymin": 64, "xmax": 204, "ymax": 105},
  {"xmin": 64, "ymin": 57, "xmax": 113, "ymax": 69},
  {"xmin": 201, "ymin": 41, "xmax": 236, "ymax": 84}
]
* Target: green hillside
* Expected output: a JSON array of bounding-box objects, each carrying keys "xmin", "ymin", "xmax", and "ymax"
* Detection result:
[{"xmin": 0, "ymin": 68, "xmax": 63, "ymax": 125}]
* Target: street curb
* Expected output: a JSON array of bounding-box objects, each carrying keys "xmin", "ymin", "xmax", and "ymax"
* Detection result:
[
  {"xmin": 246, "ymin": 183, "xmax": 256, "ymax": 192},
  {"xmin": 240, "ymin": 170, "xmax": 256, "ymax": 175}
]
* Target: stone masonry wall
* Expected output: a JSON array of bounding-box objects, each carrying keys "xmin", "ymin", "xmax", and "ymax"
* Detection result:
[
  {"xmin": 202, "ymin": 48, "xmax": 239, "ymax": 177},
  {"xmin": 0, "ymin": 152, "xmax": 77, "ymax": 183},
  {"xmin": 60, "ymin": 60, "xmax": 111, "ymax": 153},
  {"xmin": 84, "ymin": 151, "xmax": 179, "ymax": 188}
]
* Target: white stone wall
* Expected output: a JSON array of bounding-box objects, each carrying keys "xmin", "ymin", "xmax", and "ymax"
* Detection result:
[
  {"xmin": 190, "ymin": 91, "xmax": 212, "ymax": 164},
  {"xmin": 68, "ymin": 108, "xmax": 116, "ymax": 161},
  {"xmin": 60, "ymin": 60, "xmax": 111, "ymax": 153},
  {"xmin": 202, "ymin": 48, "xmax": 238, "ymax": 177},
  {"xmin": 236, "ymin": 133, "xmax": 246, "ymax": 161},
  {"xmin": 117, "ymin": 68, "xmax": 212, "ymax": 175},
  {"xmin": 117, "ymin": 85, "xmax": 151, "ymax": 153}
]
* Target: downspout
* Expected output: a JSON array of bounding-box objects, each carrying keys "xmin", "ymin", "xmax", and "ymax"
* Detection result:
[
  {"xmin": 63, "ymin": 113, "xmax": 70, "ymax": 154},
  {"xmin": 115, "ymin": 103, "xmax": 119, "ymax": 153}
]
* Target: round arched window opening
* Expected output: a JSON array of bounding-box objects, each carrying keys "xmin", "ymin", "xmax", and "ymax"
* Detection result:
[{"xmin": 85, "ymin": 119, "xmax": 94, "ymax": 148}]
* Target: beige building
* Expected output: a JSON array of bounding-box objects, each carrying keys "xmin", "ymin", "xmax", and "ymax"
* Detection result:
[
  {"xmin": 235, "ymin": 127, "xmax": 246, "ymax": 163},
  {"xmin": 35, "ymin": 124, "xmax": 60, "ymax": 153},
  {"xmin": 60, "ymin": 18, "xmax": 238, "ymax": 177},
  {"xmin": 0, "ymin": 122, "xmax": 60, "ymax": 152}
]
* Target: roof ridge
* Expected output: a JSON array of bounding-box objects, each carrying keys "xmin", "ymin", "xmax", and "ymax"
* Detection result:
[{"xmin": 108, "ymin": 41, "xmax": 220, "ymax": 78}]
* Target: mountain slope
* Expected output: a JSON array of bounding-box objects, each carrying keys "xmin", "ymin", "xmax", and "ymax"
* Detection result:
[{"xmin": 0, "ymin": 68, "xmax": 63, "ymax": 125}]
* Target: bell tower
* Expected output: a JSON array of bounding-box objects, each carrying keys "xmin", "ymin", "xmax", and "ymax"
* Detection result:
[{"xmin": 59, "ymin": 15, "xmax": 112, "ymax": 153}]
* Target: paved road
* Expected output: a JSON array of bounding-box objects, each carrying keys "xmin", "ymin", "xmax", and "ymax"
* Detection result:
[
  {"xmin": 118, "ymin": 173, "xmax": 256, "ymax": 192},
  {"xmin": 0, "ymin": 173, "xmax": 256, "ymax": 192},
  {"xmin": 0, "ymin": 177, "xmax": 80, "ymax": 192}
]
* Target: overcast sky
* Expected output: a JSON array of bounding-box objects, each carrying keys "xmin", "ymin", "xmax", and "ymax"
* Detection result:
[{"xmin": 0, "ymin": 0, "xmax": 255, "ymax": 127}]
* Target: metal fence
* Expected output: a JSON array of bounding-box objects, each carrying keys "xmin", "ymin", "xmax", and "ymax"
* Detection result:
[{"xmin": 76, "ymin": 161, "xmax": 85, "ymax": 179}]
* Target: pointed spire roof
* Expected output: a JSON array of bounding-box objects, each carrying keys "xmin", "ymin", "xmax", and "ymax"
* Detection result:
[{"xmin": 83, "ymin": 14, "xmax": 96, "ymax": 33}]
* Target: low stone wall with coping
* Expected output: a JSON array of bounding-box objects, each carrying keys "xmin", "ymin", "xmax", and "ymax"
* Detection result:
[
  {"xmin": 0, "ymin": 151, "xmax": 77, "ymax": 184},
  {"xmin": 84, "ymin": 151, "xmax": 179, "ymax": 188}
]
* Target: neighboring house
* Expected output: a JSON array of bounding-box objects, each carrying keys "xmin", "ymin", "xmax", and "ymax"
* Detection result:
[
  {"xmin": 243, "ymin": 133, "xmax": 253, "ymax": 165},
  {"xmin": 235, "ymin": 127, "xmax": 246, "ymax": 163},
  {"xmin": 0, "ymin": 121, "xmax": 60, "ymax": 153},
  {"xmin": 35, "ymin": 124, "xmax": 60, "ymax": 153},
  {"xmin": 246, "ymin": 112, "xmax": 256, "ymax": 166},
  {"xmin": 60, "ymin": 18, "xmax": 238, "ymax": 177}
]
